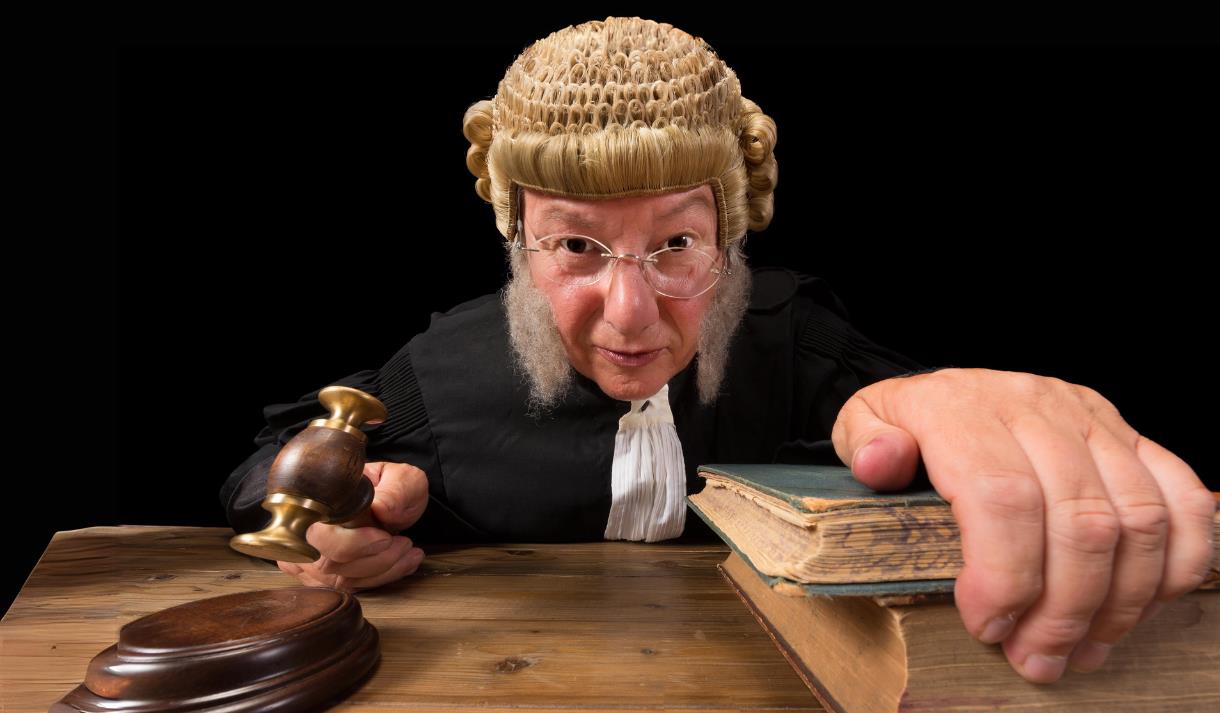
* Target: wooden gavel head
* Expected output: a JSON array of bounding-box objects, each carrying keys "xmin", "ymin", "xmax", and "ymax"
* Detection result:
[{"xmin": 229, "ymin": 386, "xmax": 388, "ymax": 563}]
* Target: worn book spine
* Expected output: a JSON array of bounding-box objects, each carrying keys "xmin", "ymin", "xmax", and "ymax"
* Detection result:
[{"xmin": 717, "ymin": 559, "xmax": 849, "ymax": 713}]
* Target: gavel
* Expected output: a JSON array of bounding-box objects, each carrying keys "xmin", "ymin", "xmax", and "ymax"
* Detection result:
[{"xmin": 229, "ymin": 385, "xmax": 388, "ymax": 563}]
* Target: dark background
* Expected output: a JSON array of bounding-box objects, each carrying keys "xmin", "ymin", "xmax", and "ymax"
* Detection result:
[{"xmin": 10, "ymin": 15, "xmax": 1215, "ymax": 615}]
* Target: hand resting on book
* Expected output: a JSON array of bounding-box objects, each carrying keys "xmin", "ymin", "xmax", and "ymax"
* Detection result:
[
  {"xmin": 829, "ymin": 367, "xmax": 1216, "ymax": 684},
  {"xmin": 277, "ymin": 461, "xmax": 429, "ymax": 592}
]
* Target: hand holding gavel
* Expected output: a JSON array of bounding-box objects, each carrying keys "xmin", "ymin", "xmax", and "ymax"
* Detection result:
[
  {"xmin": 230, "ymin": 386, "xmax": 429, "ymax": 591},
  {"xmin": 277, "ymin": 461, "xmax": 428, "ymax": 592}
]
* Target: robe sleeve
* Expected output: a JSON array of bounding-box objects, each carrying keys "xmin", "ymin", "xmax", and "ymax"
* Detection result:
[
  {"xmin": 775, "ymin": 273, "xmax": 954, "ymax": 473},
  {"xmin": 218, "ymin": 343, "xmax": 458, "ymax": 541}
]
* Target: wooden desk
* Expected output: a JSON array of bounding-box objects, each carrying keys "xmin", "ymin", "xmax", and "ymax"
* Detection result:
[{"xmin": 1, "ymin": 526, "xmax": 821, "ymax": 712}]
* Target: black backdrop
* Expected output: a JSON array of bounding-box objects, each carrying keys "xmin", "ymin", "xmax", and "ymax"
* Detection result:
[{"xmin": 10, "ymin": 16, "xmax": 1215, "ymax": 614}]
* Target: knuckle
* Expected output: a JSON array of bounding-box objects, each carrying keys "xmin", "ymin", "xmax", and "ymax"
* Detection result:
[
  {"xmin": 1048, "ymin": 498, "xmax": 1120, "ymax": 556},
  {"xmin": 375, "ymin": 537, "xmax": 409, "ymax": 562},
  {"xmin": 314, "ymin": 555, "xmax": 335, "ymax": 574},
  {"xmin": 1158, "ymin": 488, "xmax": 1218, "ymax": 598},
  {"xmin": 354, "ymin": 551, "xmax": 422, "ymax": 592},
  {"xmin": 1181, "ymin": 487, "xmax": 1219, "ymax": 522},
  {"xmin": 386, "ymin": 461, "xmax": 427, "ymax": 482},
  {"xmin": 965, "ymin": 569, "xmax": 1043, "ymax": 614},
  {"xmin": 1006, "ymin": 371, "xmax": 1058, "ymax": 404},
  {"xmin": 1073, "ymin": 383, "xmax": 1117, "ymax": 413},
  {"xmin": 397, "ymin": 462, "xmax": 427, "ymax": 478},
  {"xmin": 1101, "ymin": 600, "xmax": 1151, "ymax": 629},
  {"xmin": 1114, "ymin": 500, "xmax": 1170, "ymax": 545},
  {"xmin": 1019, "ymin": 374, "xmax": 1092, "ymax": 419},
  {"xmin": 1026, "ymin": 613, "xmax": 1092, "ymax": 647},
  {"xmin": 968, "ymin": 469, "xmax": 1043, "ymax": 524}
]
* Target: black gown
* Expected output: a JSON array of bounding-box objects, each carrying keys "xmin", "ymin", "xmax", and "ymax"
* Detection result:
[{"xmin": 219, "ymin": 267, "xmax": 940, "ymax": 544}]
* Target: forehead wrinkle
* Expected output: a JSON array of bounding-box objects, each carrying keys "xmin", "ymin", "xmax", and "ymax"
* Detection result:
[{"xmin": 537, "ymin": 192, "xmax": 715, "ymax": 232}]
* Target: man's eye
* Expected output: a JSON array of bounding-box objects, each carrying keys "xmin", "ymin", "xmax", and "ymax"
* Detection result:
[
  {"xmin": 664, "ymin": 234, "xmax": 695, "ymax": 250},
  {"xmin": 558, "ymin": 237, "xmax": 595, "ymax": 254}
]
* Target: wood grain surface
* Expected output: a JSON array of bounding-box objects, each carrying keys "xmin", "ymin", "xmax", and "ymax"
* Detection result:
[{"xmin": 1, "ymin": 526, "xmax": 822, "ymax": 712}]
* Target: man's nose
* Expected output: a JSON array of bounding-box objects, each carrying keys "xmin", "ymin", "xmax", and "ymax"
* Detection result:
[{"xmin": 601, "ymin": 257, "xmax": 661, "ymax": 338}]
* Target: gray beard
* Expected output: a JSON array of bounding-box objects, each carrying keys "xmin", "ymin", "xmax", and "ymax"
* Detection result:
[{"xmin": 502, "ymin": 248, "xmax": 752, "ymax": 416}]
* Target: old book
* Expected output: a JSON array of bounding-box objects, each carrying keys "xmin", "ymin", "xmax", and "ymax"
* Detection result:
[
  {"xmin": 689, "ymin": 463, "xmax": 1220, "ymax": 593},
  {"xmin": 718, "ymin": 550, "xmax": 1220, "ymax": 713}
]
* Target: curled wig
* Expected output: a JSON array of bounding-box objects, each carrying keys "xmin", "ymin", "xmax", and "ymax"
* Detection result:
[{"xmin": 462, "ymin": 16, "xmax": 778, "ymax": 251}]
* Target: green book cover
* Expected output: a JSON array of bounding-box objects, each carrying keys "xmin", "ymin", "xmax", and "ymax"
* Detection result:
[{"xmin": 697, "ymin": 463, "xmax": 946, "ymax": 513}]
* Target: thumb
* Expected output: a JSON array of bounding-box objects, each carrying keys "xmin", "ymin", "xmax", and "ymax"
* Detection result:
[
  {"xmin": 832, "ymin": 396, "xmax": 922, "ymax": 492},
  {"xmin": 368, "ymin": 462, "xmax": 429, "ymax": 533}
]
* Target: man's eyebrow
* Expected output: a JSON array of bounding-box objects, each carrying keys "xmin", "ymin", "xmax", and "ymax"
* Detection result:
[{"xmin": 540, "ymin": 192, "xmax": 714, "ymax": 229}]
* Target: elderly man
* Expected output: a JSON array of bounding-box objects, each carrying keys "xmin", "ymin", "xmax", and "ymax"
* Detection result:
[{"xmin": 220, "ymin": 17, "xmax": 1215, "ymax": 685}]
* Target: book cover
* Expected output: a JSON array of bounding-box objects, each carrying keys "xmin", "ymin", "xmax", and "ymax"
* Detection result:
[
  {"xmin": 690, "ymin": 462, "xmax": 962, "ymax": 588},
  {"xmin": 688, "ymin": 494, "xmax": 956, "ymax": 597},
  {"xmin": 691, "ymin": 463, "xmax": 1220, "ymax": 594}
]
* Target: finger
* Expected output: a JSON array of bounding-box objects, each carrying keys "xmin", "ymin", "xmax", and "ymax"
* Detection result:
[
  {"xmin": 913, "ymin": 415, "xmax": 1046, "ymax": 651},
  {"xmin": 997, "ymin": 413, "xmax": 1119, "ymax": 683},
  {"xmin": 315, "ymin": 535, "xmax": 416, "ymax": 579},
  {"xmin": 296, "ymin": 568, "xmax": 343, "ymax": 590},
  {"xmin": 1064, "ymin": 423, "xmax": 1168, "ymax": 673},
  {"xmin": 1134, "ymin": 435, "xmax": 1217, "ymax": 600},
  {"xmin": 830, "ymin": 394, "xmax": 922, "ymax": 491},
  {"xmin": 363, "ymin": 461, "xmax": 387, "ymax": 486},
  {"xmin": 370, "ymin": 463, "xmax": 430, "ymax": 533},
  {"xmin": 281, "ymin": 560, "xmax": 332, "ymax": 589},
  {"xmin": 306, "ymin": 521, "xmax": 392, "ymax": 564},
  {"xmin": 344, "ymin": 547, "xmax": 426, "ymax": 591}
]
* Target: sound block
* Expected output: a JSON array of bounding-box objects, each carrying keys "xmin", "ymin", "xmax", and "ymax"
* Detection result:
[{"xmin": 51, "ymin": 587, "xmax": 380, "ymax": 712}]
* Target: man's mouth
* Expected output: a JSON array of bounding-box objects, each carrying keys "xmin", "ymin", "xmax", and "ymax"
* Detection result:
[{"xmin": 596, "ymin": 347, "xmax": 662, "ymax": 367}]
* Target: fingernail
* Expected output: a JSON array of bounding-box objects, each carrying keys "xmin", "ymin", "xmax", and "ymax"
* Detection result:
[
  {"xmin": 364, "ymin": 539, "xmax": 391, "ymax": 557},
  {"xmin": 852, "ymin": 439, "xmax": 878, "ymax": 470},
  {"xmin": 1068, "ymin": 640, "xmax": 1112, "ymax": 673},
  {"xmin": 1021, "ymin": 653, "xmax": 1067, "ymax": 683},
  {"xmin": 1137, "ymin": 601, "xmax": 1165, "ymax": 624},
  {"xmin": 979, "ymin": 613, "xmax": 1016, "ymax": 644}
]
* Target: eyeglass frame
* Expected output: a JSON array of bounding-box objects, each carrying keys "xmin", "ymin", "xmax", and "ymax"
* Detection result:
[{"xmin": 510, "ymin": 186, "xmax": 734, "ymax": 300}]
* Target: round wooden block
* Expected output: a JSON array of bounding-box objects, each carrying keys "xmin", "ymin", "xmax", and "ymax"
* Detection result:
[{"xmin": 51, "ymin": 587, "xmax": 380, "ymax": 712}]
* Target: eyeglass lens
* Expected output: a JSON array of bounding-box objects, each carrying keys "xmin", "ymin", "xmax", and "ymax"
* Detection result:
[{"xmin": 531, "ymin": 234, "xmax": 720, "ymax": 298}]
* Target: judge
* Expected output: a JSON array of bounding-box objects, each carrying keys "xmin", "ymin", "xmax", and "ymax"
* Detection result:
[{"xmin": 220, "ymin": 17, "xmax": 1215, "ymax": 685}]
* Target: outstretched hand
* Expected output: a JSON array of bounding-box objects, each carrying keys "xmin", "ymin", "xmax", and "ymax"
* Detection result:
[{"xmin": 831, "ymin": 368, "xmax": 1216, "ymax": 683}]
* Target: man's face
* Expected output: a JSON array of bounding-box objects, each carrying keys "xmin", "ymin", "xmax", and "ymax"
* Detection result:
[{"xmin": 519, "ymin": 184, "xmax": 720, "ymax": 401}]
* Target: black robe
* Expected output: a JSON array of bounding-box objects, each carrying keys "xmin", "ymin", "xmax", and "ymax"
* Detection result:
[{"xmin": 220, "ymin": 267, "xmax": 938, "ymax": 544}]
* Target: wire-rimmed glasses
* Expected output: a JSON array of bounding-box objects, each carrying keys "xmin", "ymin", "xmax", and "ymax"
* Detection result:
[{"xmin": 515, "ymin": 228, "xmax": 731, "ymax": 299}]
